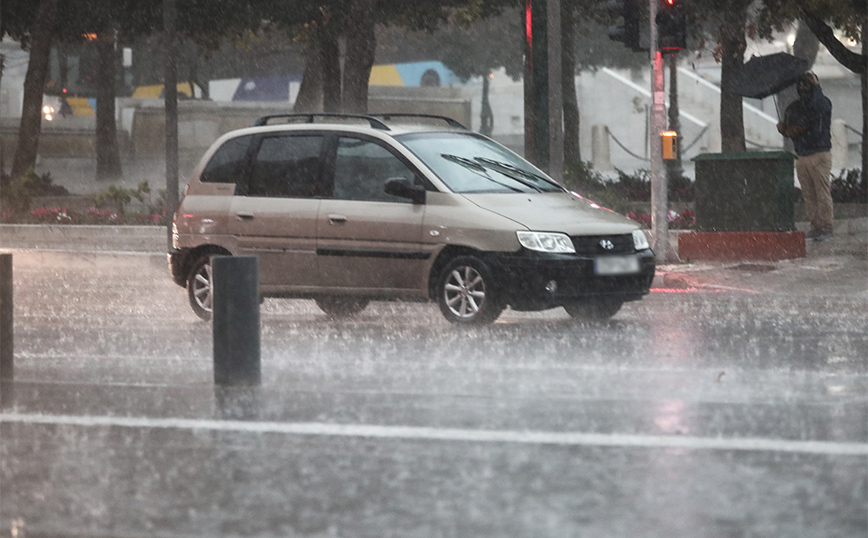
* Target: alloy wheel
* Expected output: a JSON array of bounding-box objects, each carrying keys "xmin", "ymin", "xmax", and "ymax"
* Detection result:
[{"xmin": 443, "ymin": 265, "xmax": 487, "ymax": 319}]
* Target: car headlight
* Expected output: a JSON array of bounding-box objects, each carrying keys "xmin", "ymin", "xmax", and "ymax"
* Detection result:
[
  {"xmin": 632, "ymin": 229, "xmax": 650, "ymax": 251},
  {"xmin": 516, "ymin": 231, "xmax": 575, "ymax": 253}
]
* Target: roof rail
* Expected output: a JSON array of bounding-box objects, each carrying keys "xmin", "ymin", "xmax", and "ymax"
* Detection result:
[
  {"xmin": 253, "ymin": 113, "xmax": 390, "ymax": 130},
  {"xmin": 371, "ymin": 114, "xmax": 468, "ymax": 130}
]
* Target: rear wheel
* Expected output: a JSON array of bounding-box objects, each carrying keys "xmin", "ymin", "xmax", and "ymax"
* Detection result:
[
  {"xmin": 437, "ymin": 256, "xmax": 504, "ymax": 325},
  {"xmin": 186, "ymin": 256, "xmax": 214, "ymax": 321},
  {"xmin": 315, "ymin": 297, "xmax": 369, "ymax": 318},
  {"xmin": 563, "ymin": 298, "xmax": 623, "ymax": 320}
]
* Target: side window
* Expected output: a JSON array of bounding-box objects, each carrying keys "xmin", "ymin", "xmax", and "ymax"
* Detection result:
[
  {"xmin": 249, "ymin": 135, "xmax": 324, "ymax": 198},
  {"xmin": 201, "ymin": 135, "xmax": 252, "ymax": 184},
  {"xmin": 333, "ymin": 137, "xmax": 415, "ymax": 202}
]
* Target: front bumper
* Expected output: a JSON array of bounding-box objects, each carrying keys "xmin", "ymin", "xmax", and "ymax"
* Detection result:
[{"xmin": 488, "ymin": 248, "xmax": 656, "ymax": 310}]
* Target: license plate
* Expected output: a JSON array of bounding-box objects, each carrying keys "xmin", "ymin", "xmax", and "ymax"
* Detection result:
[{"xmin": 594, "ymin": 255, "xmax": 641, "ymax": 275}]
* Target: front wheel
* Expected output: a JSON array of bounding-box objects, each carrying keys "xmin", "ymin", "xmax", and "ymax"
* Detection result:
[
  {"xmin": 437, "ymin": 256, "xmax": 504, "ymax": 325},
  {"xmin": 186, "ymin": 256, "xmax": 214, "ymax": 321},
  {"xmin": 315, "ymin": 297, "xmax": 369, "ymax": 318},
  {"xmin": 563, "ymin": 298, "xmax": 623, "ymax": 321}
]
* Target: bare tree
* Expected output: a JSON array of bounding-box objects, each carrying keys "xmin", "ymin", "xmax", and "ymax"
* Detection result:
[{"xmin": 11, "ymin": 0, "xmax": 58, "ymax": 179}]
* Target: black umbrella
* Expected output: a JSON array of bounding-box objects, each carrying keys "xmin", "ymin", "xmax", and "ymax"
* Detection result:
[{"xmin": 725, "ymin": 52, "xmax": 811, "ymax": 100}]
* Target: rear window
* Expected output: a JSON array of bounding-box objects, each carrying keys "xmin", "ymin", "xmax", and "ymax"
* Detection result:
[{"xmin": 201, "ymin": 135, "xmax": 253, "ymax": 184}]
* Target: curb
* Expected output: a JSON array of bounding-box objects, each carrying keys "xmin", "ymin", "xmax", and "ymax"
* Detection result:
[
  {"xmin": 677, "ymin": 231, "xmax": 806, "ymax": 262},
  {"xmin": 1, "ymin": 224, "xmax": 166, "ymax": 253}
]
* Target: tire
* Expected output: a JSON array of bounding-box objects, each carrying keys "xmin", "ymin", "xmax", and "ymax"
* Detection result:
[
  {"xmin": 186, "ymin": 256, "xmax": 214, "ymax": 321},
  {"xmin": 563, "ymin": 298, "xmax": 623, "ymax": 320},
  {"xmin": 436, "ymin": 256, "xmax": 504, "ymax": 325},
  {"xmin": 315, "ymin": 297, "xmax": 369, "ymax": 318}
]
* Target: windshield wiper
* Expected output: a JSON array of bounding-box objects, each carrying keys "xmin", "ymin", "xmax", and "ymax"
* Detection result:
[
  {"xmin": 441, "ymin": 153, "xmax": 487, "ymax": 172},
  {"xmin": 473, "ymin": 157, "xmax": 561, "ymax": 192},
  {"xmin": 440, "ymin": 154, "xmax": 524, "ymax": 193}
]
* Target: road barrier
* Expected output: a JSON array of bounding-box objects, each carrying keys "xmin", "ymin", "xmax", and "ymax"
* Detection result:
[
  {"xmin": 212, "ymin": 256, "xmax": 261, "ymax": 386},
  {"xmin": 1, "ymin": 254, "xmax": 12, "ymax": 383}
]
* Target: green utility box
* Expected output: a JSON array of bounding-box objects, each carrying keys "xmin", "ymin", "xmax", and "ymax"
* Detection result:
[{"xmin": 692, "ymin": 151, "xmax": 797, "ymax": 232}]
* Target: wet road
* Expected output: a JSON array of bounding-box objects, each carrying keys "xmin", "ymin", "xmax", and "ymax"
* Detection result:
[{"xmin": 1, "ymin": 251, "xmax": 867, "ymax": 537}]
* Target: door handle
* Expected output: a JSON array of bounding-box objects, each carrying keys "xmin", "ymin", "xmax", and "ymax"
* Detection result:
[
  {"xmin": 327, "ymin": 214, "xmax": 347, "ymax": 225},
  {"xmin": 235, "ymin": 212, "xmax": 254, "ymax": 221}
]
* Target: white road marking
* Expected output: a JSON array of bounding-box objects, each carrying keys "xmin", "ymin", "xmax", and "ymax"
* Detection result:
[{"xmin": 2, "ymin": 412, "xmax": 867, "ymax": 456}]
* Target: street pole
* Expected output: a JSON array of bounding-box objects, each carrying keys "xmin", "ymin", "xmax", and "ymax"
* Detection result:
[
  {"xmin": 649, "ymin": 0, "xmax": 670, "ymax": 262},
  {"xmin": 0, "ymin": 0, "xmax": 5, "ymax": 175},
  {"xmin": 666, "ymin": 52, "xmax": 684, "ymax": 180},
  {"xmin": 164, "ymin": 0, "xmax": 179, "ymax": 252},
  {"xmin": 547, "ymin": 0, "xmax": 564, "ymax": 183}
]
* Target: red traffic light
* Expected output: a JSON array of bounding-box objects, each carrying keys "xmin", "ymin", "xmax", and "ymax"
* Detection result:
[{"xmin": 657, "ymin": 0, "xmax": 686, "ymax": 51}]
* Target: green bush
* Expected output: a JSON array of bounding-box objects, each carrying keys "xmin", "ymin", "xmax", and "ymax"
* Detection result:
[
  {"xmin": 563, "ymin": 161, "xmax": 632, "ymax": 213},
  {"xmin": 0, "ymin": 168, "xmax": 69, "ymax": 216},
  {"xmin": 830, "ymin": 168, "xmax": 866, "ymax": 204},
  {"xmin": 93, "ymin": 181, "xmax": 166, "ymax": 219},
  {"xmin": 1, "ymin": 176, "xmax": 167, "ymax": 225},
  {"xmin": 562, "ymin": 161, "xmax": 694, "ymax": 213}
]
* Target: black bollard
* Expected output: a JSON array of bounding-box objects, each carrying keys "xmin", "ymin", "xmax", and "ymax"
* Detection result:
[
  {"xmin": 212, "ymin": 256, "xmax": 261, "ymax": 385},
  {"xmin": 0, "ymin": 254, "xmax": 12, "ymax": 383}
]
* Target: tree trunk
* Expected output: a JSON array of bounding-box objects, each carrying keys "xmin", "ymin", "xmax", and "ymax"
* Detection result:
[
  {"xmin": 58, "ymin": 42, "xmax": 69, "ymax": 91},
  {"xmin": 319, "ymin": 24, "xmax": 341, "ymax": 114},
  {"xmin": 480, "ymin": 75, "xmax": 493, "ymax": 136},
  {"xmin": 561, "ymin": 6, "xmax": 580, "ymax": 166},
  {"xmin": 718, "ymin": 3, "xmax": 747, "ymax": 153},
  {"xmin": 802, "ymin": 14, "xmax": 864, "ymax": 74},
  {"xmin": 11, "ymin": 0, "xmax": 59, "ymax": 179},
  {"xmin": 194, "ymin": 58, "xmax": 211, "ymax": 101},
  {"xmin": 0, "ymin": 56, "xmax": 5, "ymax": 174},
  {"xmin": 792, "ymin": 20, "xmax": 820, "ymax": 63},
  {"xmin": 96, "ymin": 31, "xmax": 123, "ymax": 181},
  {"xmin": 294, "ymin": 38, "xmax": 323, "ymax": 113},
  {"xmin": 862, "ymin": 33, "xmax": 867, "ymax": 188},
  {"xmin": 341, "ymin": 0, "xmax": 376, "ymax": 114}
]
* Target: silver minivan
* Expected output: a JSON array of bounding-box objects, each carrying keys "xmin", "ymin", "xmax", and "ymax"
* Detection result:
[{"xmin": 169, "ymin": 114, "xmax": 655, "ymax": 324}]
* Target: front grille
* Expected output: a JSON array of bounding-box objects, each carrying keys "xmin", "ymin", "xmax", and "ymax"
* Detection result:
[{"xmin": 570, "ymin": 234, "xmax": 634, "ymax": 255}]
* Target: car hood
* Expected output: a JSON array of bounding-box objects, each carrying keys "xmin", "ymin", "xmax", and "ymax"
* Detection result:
[{"xmin": 461, "ymin": 192, "xmax": 640, "ymax": 235}]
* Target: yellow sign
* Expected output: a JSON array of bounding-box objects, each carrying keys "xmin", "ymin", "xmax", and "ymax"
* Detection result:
[{"xmin": 661, "ymin": 131, "xmax": 678, "ymax": 160}]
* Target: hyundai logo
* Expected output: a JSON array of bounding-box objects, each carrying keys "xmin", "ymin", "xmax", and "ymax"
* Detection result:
[{"xmin": 600, "ymin": 239, "xmax": 615, "ymax": 250}]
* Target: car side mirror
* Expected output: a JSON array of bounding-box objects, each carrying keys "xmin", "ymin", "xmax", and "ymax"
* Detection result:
[{"xmin": 384, "ymin": 177, "xmax": 426, "ymax": 204}]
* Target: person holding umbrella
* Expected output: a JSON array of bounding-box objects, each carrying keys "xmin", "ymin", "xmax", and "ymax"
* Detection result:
[{"xmin": 777, "ymin": 71, "xmax": 834, "ymax": 242}]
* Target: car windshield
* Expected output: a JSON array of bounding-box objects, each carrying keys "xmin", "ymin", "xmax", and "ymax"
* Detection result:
[{"xmin": 397, "ymin": 132, "xmax": 564, "ymax": 194}]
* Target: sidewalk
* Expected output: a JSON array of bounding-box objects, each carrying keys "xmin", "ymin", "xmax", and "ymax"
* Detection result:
[{"xmin": 655, "ymin": 218, "xmax": 868, "ymax": 296}]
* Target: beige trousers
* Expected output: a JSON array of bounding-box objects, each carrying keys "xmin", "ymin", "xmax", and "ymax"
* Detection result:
[{"xmin": 796, "ymin": 151, "xmax": 834, "ymax": 232}]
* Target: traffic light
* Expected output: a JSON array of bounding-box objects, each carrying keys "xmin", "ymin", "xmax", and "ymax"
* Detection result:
[
  {"xmin": 657, "ymin": 0, "xmax": 687, "ymax": 51},
  {"xmin": 607, "ymin": 0, "xmax": 644, "ymax": 52}
]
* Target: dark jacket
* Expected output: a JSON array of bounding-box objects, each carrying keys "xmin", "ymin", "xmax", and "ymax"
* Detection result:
[{"xmin": 782, "ymin": 85, "xmax": 832, "ymax": 157}]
